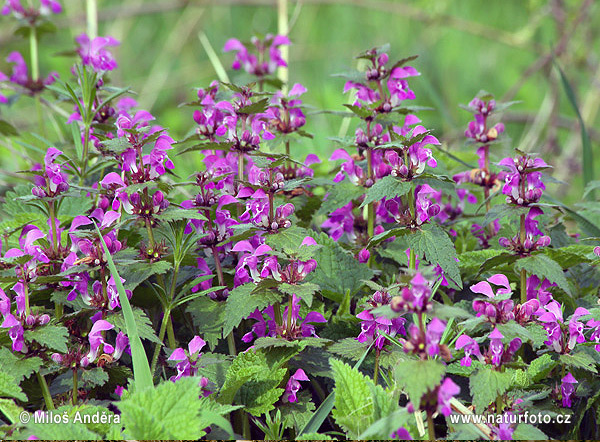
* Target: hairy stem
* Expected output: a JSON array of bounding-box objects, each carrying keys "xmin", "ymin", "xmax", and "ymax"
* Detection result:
[
  {"xmin": 427, "ymin": 412, "xmax": 436, "ymax": 441},
  {"xmin": 520, "ymin": 214, "xmax": 527, "ymax": 303},
  {"xmin": 277, "ymin": 0, "xmax": 288, "ymax": 93},
  {"xmin": 373, "ymin": 348, "xmax": 381, "ymax": 384},
  {"xmin": 72, "ymin": 369, "xmax": 78, "ymax": 405},
  {"xmin": 36, "ymin": 372, "xmax": 54, "ymax": 410},
  {"xmin": 150, "ymin": 308, "xmax": 171, "ymax": 375},
  {"xmin": 86, "ymin": 0, "xmax": 98, "ymax": 39},
  {"xmin": 29, "ymin": 27, "xmax": 39, "ymax": 81}
]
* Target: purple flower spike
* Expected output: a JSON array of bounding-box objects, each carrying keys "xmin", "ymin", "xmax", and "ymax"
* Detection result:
[
  {"xmin": 390, "ymin": 427, "xmax": 412, "ymax": 440},
  {"xmin": 76, "ymin": 34, "xmax": 120, "ymax": 72},
  {"xmin": 561, "ymin": 372, "xmax": 577, "ymax": 408},
  {"xmin": 283, "ymin": 368, "xmax": 309, "ymax": 403},
  {"xmin": 81, "ymin": 319, "xmax": 115, "ymax": 367},
  {"xmin": 488, "ymin": 327, "xmax": 504, "ymax": 366},
  {"xmin": 455, "ymin": 334, "xmax": 483, "ymax": 367}
]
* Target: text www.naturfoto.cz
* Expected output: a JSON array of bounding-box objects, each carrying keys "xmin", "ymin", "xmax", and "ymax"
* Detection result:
[{"xmin": 449, "ymin": 412, "xmax": 572, "ymax": 426}]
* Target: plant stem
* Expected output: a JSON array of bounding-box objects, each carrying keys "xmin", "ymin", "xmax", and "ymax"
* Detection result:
[
  {"xmin": 277, "ymin": 0, "xmax": 289, "ymax": 93},
  {"xmin": 166, "ymin": 316, "xmax": 176, "ymax": 349},
  {"xmin": 24, "ymin": 282, "xmax": 29, "ymax": 318},
  {"xmin": 427, "ymin": 412, "xmax": 436, "ymax": 441},
  {"xmin": 273, "ymin": 303, "xmax": 283, "ymax": 326},
  {"xmin": 373, "ymin": 348, "xmax": 381, "ymax": 384},
  {"xmin": 211, "ymin": 245, "xmax": 237, "ymax": 355},
  {"xmin": 520, "ymin": 214, "xmax": 527, "ymax": 303},
  {"xmin": 81, "ymin": 122, "xmax": 91, "ymax": 178},
  {"xmin": 86, "ymin": 0, "xmax": 98, "ymax": 39},
  {"xmin": 237, "ymin": 152, "xmax": 244, "ymax": 217},
  {"xmin": 29, "ymin": 27, "xmax": 39, "ymax": 82},
  {"xmin": 150, "ymin": 308, "xmax": 171, "ymax": 375},
  {"xmin": 48, "ymin": 200, "xmax": 62, "ymax": 317},
  {"xmin": 366, "ymin": 147, "xmax": 375, "ymax": 267},
  {"xmin": 496, "ymin": 393, "xmax": 503, "ymax": 413},
  {"xmin": 243, "ymin": 411, "xmax": 251, "ymax": 439},
  {"xmin": 36, "ymin": 372, "xmax": 54, "ymax": 410},
  {"xmin": 409, "ymin": 248, "xmax": 416, "ymax": 271},
  {"xmin": 72, "ymin": 369, "xmax": 78, "ymax": 405}
]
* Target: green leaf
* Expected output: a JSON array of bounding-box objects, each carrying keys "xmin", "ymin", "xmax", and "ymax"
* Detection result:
[
  {"xmin": 317, "ymin": 180, "xmax": 364, "ymax": 215},
  {"xmin": 56, "ymin": 193, "xmax": 94, "ymax": 219},
  {"xmin": 0, "ymin": 372, "xmax": 27, "ymax": 401},
  {"xmin": 0, "ymin": 119, "xmax": 19, "ymax": 136},
  {"xmin": 0, "ymin": 398, "xmax": 24, "ymax": 424},
  {"xmin": 94, "ymin": 221, "xmax": 153, "ymax": 392},
  {"xmin": 407, "ymin": 223, "xmax": 462, "ymax": 288},
  {"xmin": 515, "ymin": 253, "xmax": 571, "ymax": 295},
  {"xmin": 306, "ymin": 234, "xmax": 374, "ymax": 302},
  {"xmin": 278, "ymin": 282, "xmax": 320, "ymax": 307},
  {"xmin": 395, "ymin": 359, "xmax": 446, "ymax": 405},
  {"xmin": 559, "ymin": 351, "xmax": 598, "ymax": 373},
  {"xmin": 158, "ymin": 208, "xmax": 207, "ymax": 222},
  {"xmin": 218, "ymin": 349, "xmax": 287, "ymax": 416},
  {"xmin": 496, "ymin": 322, "xmax": 534, "ymax": 344},
  {"xmin": 469, "ymin": 367, "xmax": 513, "ymax": 412},
  {"xmin": 24, "ymin": 325, "xmax": 69, "ymax": 353},
  {"xmin": 237, "ymin": 98, "xmax": 270, "ymax": 115},
  {"xmin": 360, "ymin": 176, "xmax": 412, "ymax": 208},
  {"xmin": 343, "ymin": 104, "xmax": 373, "ymax": 119},
  {"xmin": 0, "ymin": 348, "xmax": 43, "ymax": 382},
  {"xmin": 121, "ymin": 260, "xmax": 172, "ymax": 292},
  {"xmin": 296, "ymin": 432, "xmax": 334, "ymax": 440},
  {"xmin": 482, "ymin": 204, "xmax": 530, "ymax": 227},
  {"xmin": 458, "ymin": 249, "xmax": 503, "ymax": 275},
  {"xmin": 222, "ymin": 283, "xmax": 284, "ymax": 338},
  {"xmin": 120, "ymin": 377, "xmax": 203, "ymax": 439},
  {"xmin": 330, "ymin": 359, "xmax": 375, "ymax": 437},
  {"xmin": 545, "ymin": 245, "xmax": 595, "ymax": 268},
  {"xmin": 512, "ymin": 423, "xmax": 548, "ymax": 440},
  {"xmin": 527, "ymin": 353, "xmax": 557, "ymax": 382},
  {"xmin": 188, "ymin": 296, "xmax": 226, "ymax": 351},
  {"xmin": 106, "ymin": 308, "xmax": 162, "ymax": 345},
  {"xmin": 81, "ymin": 367, "xmax": 110, "ymax": 388}
]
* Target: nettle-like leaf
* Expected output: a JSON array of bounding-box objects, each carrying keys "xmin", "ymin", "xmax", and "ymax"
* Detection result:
[
  {"xmin": 24, "ymin": 324, "xmax": 69, "ymax": 353},
  {"xmin": 119, "ymin": 377, "xmax": 204, "ymax": 439},
  {"xmin": 278, "ymin": 282, "xmax": 320, "ymax": 307},
  {"xmin": 330, "ymin": 358, "xmax": 394, "ymax": 438},
  {"xmin": 121, "ymin": 260, "xmax": 172, "ymax": 292},
  {"xmin": 527, "ymin": 353, "xmax": 557, "ymax": 383},
  {"xmin": 81, "ymin": 367, "xmax": 110, "ymax": 389},
  {"xmin": 317, "ymin": 180, "xmax": 364, "ymax": 215},
  {"xmin": 481, "ymin": 203, "xmax": 530, "ymax": 227},
  {"xmin": 458, "ymin": 249, "xmax": 503, "ymax": 275},
  {"xmin": 394, "ymin": 359, "xmax": 446, "ymax": 406},
  {"xmin": 0, "ymin": 398, "xmax": 24, "ymax": 424},
  {"xmin": 0, "ymin": 372, "xmax": 27, "ymax": 401},
  {"xmin": 469, "ymin": 367, "xmax": 514, "ymax": 412},
  {"xmin": 280, "ymin": 390, "xmax": 316, "ymax": 432},
  {"xmin": 515, "ymin": 253, "xmax": 572, "ymax": 295},
  {"xmin": 406, "ymin": 223, "xmax": 462, "ymax": 288},
  {"xmin": 218, "ymin": 349, "xmax": 289, "ymax": 416},
  {"xmin": 306, "ymin": 234, "xmax": 374, "ymax": 303},
  {"xmin": 222, "ymin": 282, "xmax": 284, "ymax": 338},
  {"xmin": 188, "ymin": 296, "xmax": 226, "ymax": 351},
  {"xmin": 0, "ymin": 347, "xmax": 43, "ymax": 382},
  {"xmin": 545, "ymin": 244, "xmax": 596, "ymax": 268},
  {"xmin": 559, "ymin": 351, "xmax": 598, "ymax": 373},
  {"xmin": 360, "ymin": 175, "xmax": 412, "ymax": 208}
]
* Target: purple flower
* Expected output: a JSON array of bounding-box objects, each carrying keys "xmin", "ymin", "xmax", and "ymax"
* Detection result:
[
  {"xmin": 32, "ymin": 147, "xmax": 69, "ymax": 198},
  {"xmin": 358, "ymin": 248, "xmax": 370, "ymax": 263},
  {"xmin": 232, "ymin": 240, "xmax": 272, "ymax": 285},
  {"xmin": 81, "ymin": 320, "xmax": 115, "ymax": 367},
  {"xmin": 587, "ymin": 319, "xmax": 600, "ymax": 352},
  {"xmin": 471, "ymin": 274, "xmax": 515, "ymax": 324},
  {"xmin": 168, "ymin": 335, "xmax": 206, "ymax": 381},
  {"xmin": 391, "ymin": 272, "xmax": 432, "ymax": 314},
  {"xmin": 283, "ymin": 368, "xmax": 309, "ymax": 403},
  {"xmin": 2, "ymin": 52, "xmax": 57, "ymax": 93},
  {"xmin": 76, "ymin": 34, "xmax": 120, "ymax": 72},
  {"xmin": 455, "ymin": 334, "xmax": 483, "ymax": 366},
  {"xmin": 561, "ymin": 372, "xmax": 577, "ymax": 408},
  {"xmin": 390, "ymin": 427, "xmax": 412, "ymax": 440},
  {"xmin": 2, "ymin": 0, "xmax": 61, "ymax": 18},
  {"xmin": 464, "ymin": 97, "xmax": 505, "ymax": 143},
  {"xmin": 224, "ymin": 34, "xmax": 290, "ymax": 77},
  {"xmin": 488, "ymin": 327, "xmax": 504, "ymax": 366},
  {"xmin": 437, "ymin": 377, "xmax": 460, "ymax": 416},
  {"xmin": 567, "ymin": 307, "xmax": 590, "ymax": 350},
  {"xmin": 498, "ymin": 154, "xmax": 549, "ymax": 206},
  {"xmin": 425, "ymin": 317, "xmax": 446, "ymax": 357}
]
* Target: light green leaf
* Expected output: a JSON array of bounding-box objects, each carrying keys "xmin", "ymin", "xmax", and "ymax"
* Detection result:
[
  {"xmin": 469, "ymin": 368, "xmax": 513, "ymax": 412},
  {"xmin": 317, "ymin": 180, "xmax": 364, "ymax": 215},
  {"xmin": 24, "ymin": 325, "xmax": 69, "ymax": 353},
  {"xmin": 559, "ymin": 351, "xmax": 598, "ymax": 373},
  {"xmin": 527, "ymin": 353, "xmax": 557, "ymax": 382},
  {"xmin": 120, "ymin": 377, "xmax": 203, "ymax": 439},
  {"xmin": 0, "ymin": 372, "xmax": 27, "ymax": 401},
  {"xmin": 360, "ymin": 176, "xmax": 412, "ymax": 208},
  {"xmin": 106, "ymin": 308, "xmax": 162, "ymax": 345},
  {"xmin": 515, "ymin": 253, "xmax": 571, "ymax": 295},
  {"xmin": 395, "ymin": 359, "xmax": 446, "ymax": 406}
]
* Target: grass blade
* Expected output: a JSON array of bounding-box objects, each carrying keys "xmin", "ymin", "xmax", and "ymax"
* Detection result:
[
  {"xmin": 298, "ymin": 341, "xmax": 374, "ymax": 436},
  {"xmin": 93, "ymin": 221, "xmax": 154, "ymax": 392},
  {"xmin": 556, "ymin": 63, "xmax": 594, "ymax": 199}
]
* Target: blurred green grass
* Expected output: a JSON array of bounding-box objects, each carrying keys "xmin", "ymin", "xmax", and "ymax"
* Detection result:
[{"xmin": 0, "ymin": 0, "xmax": 598, "ymax": 205}]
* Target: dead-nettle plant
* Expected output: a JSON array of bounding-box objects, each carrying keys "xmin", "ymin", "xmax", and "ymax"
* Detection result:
[{"xmin": 0, "ymin": 4, "xmax": 599, "ymax": 439}]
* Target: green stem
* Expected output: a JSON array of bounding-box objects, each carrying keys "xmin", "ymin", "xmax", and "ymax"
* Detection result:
[
  {"xmin": 86, "ymin": 0, "xmax": 98, "ymax": 39},
  {"xmin": 427, "ymin": 412, "xmax": 436, "ymax": 441},
  {"xmin": 227, "ymin": 332, "xmax": 237, "ymax": 356},
  {"xmin": 366, "ymin": 147, "xmax": 375, "ymax": 267},
  {"xmin": 373, "ymin": 348, "xmax": 381, "ymax": 384},
  {"xmin": 81, "ymin": 122, "xmax": 91, "ymax": 178},
  {"xmin": 150, "ymin": 308, "xmax": 171, "ymax": 375},
  {"xmin": 409, "ymin": 248, "xmax": 416, "ymax": 271},
  {"xmin": 166, "ymin": 316, "xmax": 177, "ymax": 349},
  {"xmin": 29, "ymin": 27, "xmax": 39, "ymax": 82},
  {"xmin": 520, "ymin": 214, "xmax": 527, "ymax": 303},
  {"xmin": 36, "ymin": 372, "xmax": 54, "ymax": 410},
  {"xmin": 243, "ymin": 412, "xmax": 251, "ymax": 439},
  {"xmin": 273, "ymin": 303, "xmax": 283, "ymax": 326},
  {"xmin": 277, "ymin": 0, "xmax": 289, "ymax": 93},
  {"xmin": 496, "ymin": 393, "xmax": 503, "ymax": 413},
  {"xmin": 237, "ymin": 152, "xmax": 244, "ymax": 217},
  {"xmin": 48, "ymin": 201, "xmax": 62, "ymax": 317},
  {"xmin": 212, "ymin": 244, "xmax": 236, "ymax": 356},
  {"xmin": 24, "ymin": 282, "xmax": 29, "ymax": 318},
  {"xmin": 72, "ymin": 369, "xmax": 78, "ymax": 405}
]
